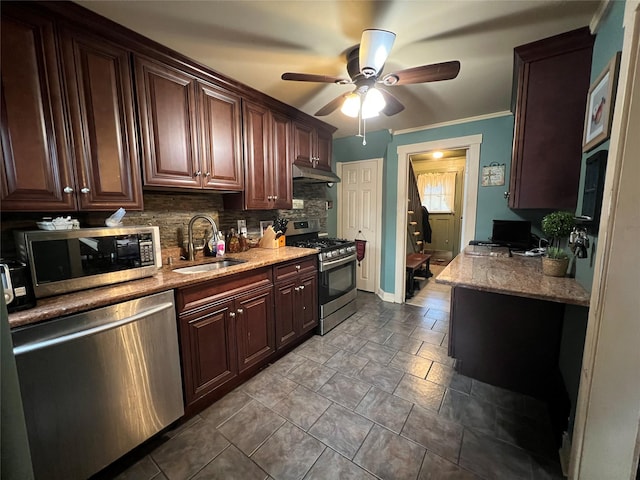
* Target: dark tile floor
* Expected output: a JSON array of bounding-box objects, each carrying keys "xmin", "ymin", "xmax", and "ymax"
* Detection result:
[{"xmin": 109, "ymin": 286, "xmax": 563, "ymax": 480}]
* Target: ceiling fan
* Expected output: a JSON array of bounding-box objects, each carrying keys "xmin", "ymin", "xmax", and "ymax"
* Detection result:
[{"xmin": 281, "ymin": 29, "xmax": 461, "ymax": 119}]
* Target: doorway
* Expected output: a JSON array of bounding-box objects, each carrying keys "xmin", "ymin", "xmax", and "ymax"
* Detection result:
[
  {"xmin": 395, "ymin": 135, "xmax": 482, "ymax": 303},
  {"xmin": 337, "ymin": 158, "xmax": 383, "ymax": 294},
  {"xmin": 411, "ymin": 151, "xmax": 466, "ymax": 260}
]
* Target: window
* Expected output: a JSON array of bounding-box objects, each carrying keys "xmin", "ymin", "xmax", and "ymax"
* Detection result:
[{"xmin": 417, "ymin": 172, "xmax": 457, "ymax": 213}]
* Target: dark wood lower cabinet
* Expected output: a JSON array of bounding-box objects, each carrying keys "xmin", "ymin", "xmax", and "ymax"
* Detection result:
[
  {"xmin": 177, "ymin": 258, "xmax": 316, "ymax": 415},
  {"xmin": 180, "ymin": 300, "xmax": 238, "ymax": 405},
  {"xmin": 449, "ymin": 286, "xmax": 570, "ymax": 444},
  {"xmin": 274, "ymin": 258, "xmax": 319, "ymax": 349},
  {"xmin": 235, "ymin": 286, "xmax": 275, "ymax": 373}
]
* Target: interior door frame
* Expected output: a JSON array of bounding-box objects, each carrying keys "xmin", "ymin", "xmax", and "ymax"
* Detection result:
[
  {"xmin": 336, "ymin": 158, "xmax": 383, "ymax": 297},
  {"xmin": 395, "ymin": 135, "xmax": 482, "ymax": 303}
]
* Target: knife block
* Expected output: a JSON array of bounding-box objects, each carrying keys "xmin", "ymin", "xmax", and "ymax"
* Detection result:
[{"xmin": 259, "ymin": 227, "xmax": 284, "ymax": 249}]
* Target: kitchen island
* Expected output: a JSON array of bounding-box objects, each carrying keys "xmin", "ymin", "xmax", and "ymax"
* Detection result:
[{"xmin": 436, "ymin": 248, "xmax": 589, "ymax": 403}]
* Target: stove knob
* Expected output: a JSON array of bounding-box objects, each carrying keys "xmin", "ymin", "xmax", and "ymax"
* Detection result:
[
  {"xmin": 325, "ymin": 251, "xmax": 333, "ymax": 258},
  {"xmin": 340, "ymin": 248, "xmax": 346, "ymax": 255}
]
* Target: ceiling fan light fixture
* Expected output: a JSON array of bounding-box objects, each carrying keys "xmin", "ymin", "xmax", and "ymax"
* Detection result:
[
  {"xmin": 341, "ymin": 93, "xmax": 361, "ymax": 118},
  {"xmin": 362, "ymin": 88, "xmax": 386, "ymax": 118},
  {"xmin": 360, "ymin": 29, "xmax": 396, "ymax": 77}
]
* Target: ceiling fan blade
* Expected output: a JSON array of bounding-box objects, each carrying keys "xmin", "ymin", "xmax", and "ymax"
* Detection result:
[
  {"xmin": 378, "ymin": 89, "xmax": 405, "ymax": 116},
  {"xmin": 382, "ymin": 61, "xmax": 461, "ymax": 86},
  {"xmin": 359, "ymin": 29, "xmax": 396, "ymax": 77},
  {"xmin": 315, "ymin": 93, "xmax": 351, "ymax": 116},
  {"xmin": 281, "ymin": 72, "xmax": 349, "ymax": 84}
]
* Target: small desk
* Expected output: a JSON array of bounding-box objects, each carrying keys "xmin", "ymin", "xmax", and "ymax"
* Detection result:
[{"xmin": 405, "ymin": 253, "xmax": 431, "ymax": 299}]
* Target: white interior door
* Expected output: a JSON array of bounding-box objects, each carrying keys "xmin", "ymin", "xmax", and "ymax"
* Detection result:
[{"xmin": 338, "ymin": 159, "xmax": 381, "ymax": 293}]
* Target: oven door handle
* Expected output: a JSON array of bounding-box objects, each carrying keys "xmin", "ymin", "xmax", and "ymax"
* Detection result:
[{"xmin": 320, "ymin": 254, "xmax": 356, "ymax": 272}]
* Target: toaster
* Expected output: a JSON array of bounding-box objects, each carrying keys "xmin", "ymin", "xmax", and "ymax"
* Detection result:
[{"xmin": 1, "ymin": 259, "xmax": 36, "ymax": 313}]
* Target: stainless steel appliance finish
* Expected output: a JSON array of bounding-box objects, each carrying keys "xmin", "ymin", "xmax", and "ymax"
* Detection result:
[
  {"xmin": 14, "ymin": 226, "xmax": 162, "ymax": 298},
  {"xmin": 286, "ymin": 219, "xmax": 357, "ymax": 335},
  {"xmin": 292, "ymin": 163, "xmax": 341, "ymax": 184},
  {"xmin": 11, "ymin": 290, "xmax": 184, "ymax": 480}
]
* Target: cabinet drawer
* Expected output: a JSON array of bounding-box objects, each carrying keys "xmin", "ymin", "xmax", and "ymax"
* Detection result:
[
  {"xmin": 274, "ymin": 257, "xmax": 317, "ymax": 282},
  {"xmin": 177, "ymin": 267, "xmax": 272, "ymax": 314}
]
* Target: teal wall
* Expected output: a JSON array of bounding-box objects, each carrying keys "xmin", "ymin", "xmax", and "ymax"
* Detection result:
[{"xmin": 574, "ymin": 0, "xmax": 625, "ymax": 291}]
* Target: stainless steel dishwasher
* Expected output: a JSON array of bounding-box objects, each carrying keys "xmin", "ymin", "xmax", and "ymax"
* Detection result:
[{"xmin": 11, "ymin": 290, "xmax": 184, "ymax": 480}]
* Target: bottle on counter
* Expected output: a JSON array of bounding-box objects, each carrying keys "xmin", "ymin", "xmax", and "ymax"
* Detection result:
[
  {"xmin": 216, "ymin": 232, "xmax": 225, "ymax": 256},
  {"xmin": 239, "ymin": 232, "xmax": 248, "ymax": 252},
  {"xmin": 227, "ymin": 228, "xmax": 240, "ymax": 253}
]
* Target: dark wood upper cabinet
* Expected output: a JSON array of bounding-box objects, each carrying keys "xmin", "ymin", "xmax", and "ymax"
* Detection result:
[
  {"xmin": 0, "ymin": 8, "xmax": 76, "ymax": 211},
  {"xmin": 198, "ymin": 81, "xmax": 243, "ymax": 191},
  {"xmin": 135, "ymin": 56, "xmax": 244, "ymax": 191},
  {"xmin": 135, "ymin": 55, "xmax": 200, "ymax": 189},
  {"xmin": 292, "ymin": 120, "xmax": 333, "ymax": 171},
  {"xmin": 61, "ymin": 28, "xmax": 143, "ymax": 210},
  {"xmin": 509, "ymin": 27, "xmax": 594, "ymax": 210},
  {"xmin": 226, "ymin": 100, "xmax": 292, "ymax": 210}
]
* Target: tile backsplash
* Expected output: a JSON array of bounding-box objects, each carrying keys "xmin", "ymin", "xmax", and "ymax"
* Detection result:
[{"xmin": 0, "ymin": 183, "xmax": 330, "ymax": 257}]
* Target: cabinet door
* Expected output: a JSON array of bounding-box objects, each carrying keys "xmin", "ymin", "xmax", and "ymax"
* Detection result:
[
  {"xmin": 242, "ymin": 101, "xmax": 272, "ymax": 208},
  {"xmin": 315, "ymin": 128, "xmax": 333, "ymax": 171},
  {"xmin": 0, "ymin": 9, "xmax": 76, "ymax": 211},
  {"xmin": 271, "ymin": 110, "xmax": 292, "ymax": 209},
  {"xmin": 198, "ymin": 81, "xmax": 243, "ymax": 191},
  {"xmin": 235, "ymin": 286, "xmax": 275, "ymax": 373},
  {"xmin": 180, "ymin": 300, "xmax": 238, "ymax": 407},
  {"xmin": 509, "ymin": 28, "xmax": 594, "ymax": 209},
  {"xmin": 135, "ymin": 56, "xmax": 200, "ymax": 188},
  {"xmin": 292, "ymin": 120, "xmax": 314, "ymax": 165},
  {"xmin": 275, "ymin": 281, "xmax": 298, "ymax": 349},
  {"xmin": 61, "ymin": 29, "xmax": 143, "ymax": 210},
  {"xmin": 299, "ymin": 273, "xmax": 319, "ymax": 334}
]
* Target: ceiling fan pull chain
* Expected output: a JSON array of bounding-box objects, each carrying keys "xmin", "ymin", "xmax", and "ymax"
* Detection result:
[{"xmin": 362, "ymin": 117, "xmax": 367, "ymax": 146}]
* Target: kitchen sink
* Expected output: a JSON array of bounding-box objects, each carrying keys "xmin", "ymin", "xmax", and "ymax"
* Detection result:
[{"xmin": 173, "ymin": 259, "xmax": 247, "ymax": 274}]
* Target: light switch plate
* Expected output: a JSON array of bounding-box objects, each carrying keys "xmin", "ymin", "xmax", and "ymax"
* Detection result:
[{"xmin": 292, "ymin": 199, "xmax": 304, "ymax": 209}]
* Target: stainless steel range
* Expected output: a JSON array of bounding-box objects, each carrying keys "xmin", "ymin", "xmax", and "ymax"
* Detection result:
[{"xmin": 286, "ymin": 219, "xmax": 357, "ymax": 335}]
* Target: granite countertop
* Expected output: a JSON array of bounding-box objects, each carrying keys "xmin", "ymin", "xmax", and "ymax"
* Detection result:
[
  {"xmin": 8, "ymin": 247, "xmax": 318, "ymax": 329},
  {"xmin": 436, "ymin": 252, "xmax": 590, "ymax": 307}
]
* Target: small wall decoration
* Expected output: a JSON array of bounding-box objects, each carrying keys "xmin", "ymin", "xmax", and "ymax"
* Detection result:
[
  {"xmin": 583, "ymin": 51, "xmax": 621, "ymax": 152},
  {"xmin": 481, "ymin": 162, "xmax": 505, "ymax": 186}
]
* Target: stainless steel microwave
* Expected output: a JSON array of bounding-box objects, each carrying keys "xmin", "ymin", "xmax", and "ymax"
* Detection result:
[{"xmin": 14, "ymin": 226, "xmax": 162, "ymax": 298}]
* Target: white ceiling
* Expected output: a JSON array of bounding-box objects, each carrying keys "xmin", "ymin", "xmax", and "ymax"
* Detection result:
[{"xmin": 76, "ymin": 0, "xmax": 600, "ymax": 139}]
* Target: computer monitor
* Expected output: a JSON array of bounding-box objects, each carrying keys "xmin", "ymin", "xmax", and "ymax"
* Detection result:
[{"xmin": 490, "ymin": 220, "xmax": 532, "ymax": 250}]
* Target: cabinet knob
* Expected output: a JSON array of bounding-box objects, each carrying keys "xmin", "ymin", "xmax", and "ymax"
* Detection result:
[
  {"xmin": 237, "ymin": 308, "xmax": 244, "ymax": 315},
  {"xmin": 229, "ymin": 312, "xmax": 236, "ymax": 318},
  {"xmin": 205, "ymin": 172, "xmax": 211, "ymax": 177},
  {"xmin": 294, "ymin": 286, "xmax": 300, "ymax": 292},
  {"xmin": 80, "ymin": 187, "xmax": 90, "ymax": 194},
  {"xmin": 295, "ymin": 265, "xmax": 301, "ymax": 271},
  {"xmin": 194, "ymin": 170, "xmax": 202, "ymax": 177},
  {"xmin": 267, "ymin": 195, "xmax": 272, "ymax": 200},
  {"xmin": 273, "ymin": 195, "xmax": 278, "ymax": 200},
  {"xmin": 63, "ymin": 186, "xmax": 74, "ymax": 194},
  {"xmin": 299, "ymin": 285, "xmax": 305, "ymax": 290},
  {"xmin": 504, "ymin": 191, "xmax": 510, "ymax": 199}
]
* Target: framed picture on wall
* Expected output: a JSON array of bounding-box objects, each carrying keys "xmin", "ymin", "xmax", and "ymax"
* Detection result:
[{"xmin": 582, "ymin": 51, "xmax": 621, "ymax": 152}]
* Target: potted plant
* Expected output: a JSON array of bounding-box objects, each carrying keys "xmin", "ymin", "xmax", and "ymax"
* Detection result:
[{"xmin": 541, "ymin": 211, "xmax": 575, "ymax": 277}]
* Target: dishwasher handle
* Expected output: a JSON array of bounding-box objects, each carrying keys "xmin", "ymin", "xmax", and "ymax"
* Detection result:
[{"xmin": 13, "ymin": 301, "xmax": 174, "ymax": 356}]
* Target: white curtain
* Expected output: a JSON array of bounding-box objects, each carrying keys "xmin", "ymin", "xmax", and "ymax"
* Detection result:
[{"xmin": 417, "ymin": 172, "xmax": 457, "ymax": 213}]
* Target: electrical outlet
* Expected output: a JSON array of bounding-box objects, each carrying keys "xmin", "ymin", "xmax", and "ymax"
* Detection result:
[
  {"xmin": 237, "ymin": 219, "xmax": 247, "ymax": 235},
  {"xmin": 292, "ymin": 199, "xmax": 304, "ymax": 209}
]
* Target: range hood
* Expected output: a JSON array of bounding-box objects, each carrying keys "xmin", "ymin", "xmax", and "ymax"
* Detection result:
[{"xmin": 292, "ymin": 164, "xmax": 341, "ymax": 184}]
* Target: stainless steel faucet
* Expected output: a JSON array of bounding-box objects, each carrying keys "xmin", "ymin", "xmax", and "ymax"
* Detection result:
[{"xmin": 187, "ymin": 214, "xmax": 218, "ymax": 261}]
